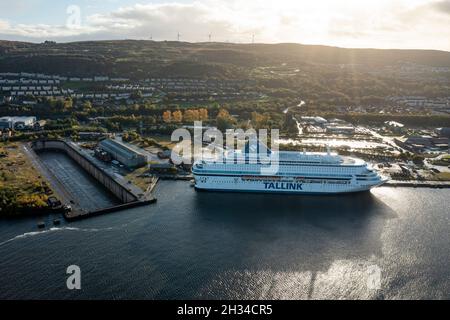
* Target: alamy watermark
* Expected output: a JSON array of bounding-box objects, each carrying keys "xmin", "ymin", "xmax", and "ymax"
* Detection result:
[
  {"xmin": 66, "ymin": 5, "xmax": 82, "ymax": 29},
  {"xmin": 170, "ymin": 121, "xmax": 280, "ymax": 175},
  {"xmin": 367, "ymin": 265, "xmax": 382, "ymax": 290},
  {"xmin": 66, "ymin": 265, "xmax": 81, "ymax": 290}
]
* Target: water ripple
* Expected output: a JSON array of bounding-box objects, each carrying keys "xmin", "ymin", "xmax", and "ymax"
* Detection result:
[
  {"xmin": 0, "ymin": 215, "xmax": 150, "ymax": 247},
  {"xmin": 0, "ymin": 227, "xmax": 113, "ymax": 247}
]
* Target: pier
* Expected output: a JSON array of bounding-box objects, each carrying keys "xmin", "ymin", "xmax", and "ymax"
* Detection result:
[
  {"xmin": 157, "ymin": 174, "xmax": 193, "ymax": 181},
  {"xmin": 384, "ymin": 180, "xmax": 450, "ymax": 189},
  {"xmin": 30, "ymin": 139, "xmax": 156, "ymax": 220}
]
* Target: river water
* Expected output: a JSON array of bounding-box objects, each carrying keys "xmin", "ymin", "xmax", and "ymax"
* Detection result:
[{"xmin": 0, "ymin": 181, "xmax": 448, "ymax": 299}]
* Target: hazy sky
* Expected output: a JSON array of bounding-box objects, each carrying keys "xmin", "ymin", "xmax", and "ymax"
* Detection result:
[{"xmin": 0, "ymin": 0, "xmax": 449, "ymax": 50}]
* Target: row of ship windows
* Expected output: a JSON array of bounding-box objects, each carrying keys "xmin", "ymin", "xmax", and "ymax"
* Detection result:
[
  {"xmin": 196, "ymin": 169, "xmax": 365, "ymax": 175},
  {"xmin": 204, "ymin": 164, "xmax": 364, "ymax": 170},
  {"xmin": 202, "ymin": 179, "xmax": 352, "ymax": 185},
  {"xmin": 227, "ymin": 161, "xmax": 329, "ymax": 165},
  {"xmin": 205, "ymin": 161, "xmax": 357, "ymax": 167},
  {"xmin": 195, "ymin": 174, "xmax": 376, "ymax": 181}
]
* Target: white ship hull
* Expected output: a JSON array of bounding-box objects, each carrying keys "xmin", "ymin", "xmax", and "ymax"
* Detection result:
[
  {"xmin": 194, "ymin": 175, "xmax": 386, "ymax": 194},
  {"xmin": 192, "ymin": 144, "xmax": 387, "ymax": 195}
]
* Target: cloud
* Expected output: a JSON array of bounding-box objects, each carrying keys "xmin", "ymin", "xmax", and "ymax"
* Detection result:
[
  {"xmin": 0, "ymin": 0, "xmax": 42, "ymax": 14},
  {"xmin": 0, "ymin": 0, "xmax": 449, "ymax": 50},
  {"xmin": 0, "ymin": 19, "xmax": 10, "ymax": 30},
  {"xmin": 87, "ymin": 2, "xmax": 235, "ymax": 40},
  {"xmin": 430, "ymin": 0, "xmax": 450, "ymax": 14}
]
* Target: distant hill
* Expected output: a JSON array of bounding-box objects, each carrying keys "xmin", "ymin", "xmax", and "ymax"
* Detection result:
[{"xmin": 0, "ymin": 40, "xmax": 449, "ymax": 79}]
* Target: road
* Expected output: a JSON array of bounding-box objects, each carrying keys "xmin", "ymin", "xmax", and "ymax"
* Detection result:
[{"xmin": 365, "ymin": 128, "xmax": 407, "ymax": 154}]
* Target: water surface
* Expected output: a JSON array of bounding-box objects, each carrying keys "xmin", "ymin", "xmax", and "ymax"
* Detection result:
[{"xmin": 0, "ymin": 182, "xmax": 448, "ymax": 299}]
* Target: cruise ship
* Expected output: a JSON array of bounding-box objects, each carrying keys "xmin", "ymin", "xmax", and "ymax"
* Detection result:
[{"xmin": 192, "ymin": 143, "xmax": 387, "ymax": 194}]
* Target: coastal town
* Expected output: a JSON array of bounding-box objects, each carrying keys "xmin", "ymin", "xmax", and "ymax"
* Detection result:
[
  {"xmin": 1, "ymin": 72, "xmax": 259, "ymax": 105},
  {"xmin": 1, "ymin": 0, "xmax": 450, "ymax": 303},
  {"xmin": 1, "ymin": 89, "xmax": 449, "ymax": 220},
  {"xmin": 0, "ymin": 41, "xmax": 449, "ymax": 221}
]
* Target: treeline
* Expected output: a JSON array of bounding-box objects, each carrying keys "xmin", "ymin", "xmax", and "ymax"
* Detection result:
[
  {"xmin": 1, "ymin": 41, "xmax": 450, "ymax": 77},
  {"xmin": 5, "ymin": 126, "xmax": 107, "ymax": 143},
  {"xmin": 0, "ymin": 187, "xmax": 50, "ymax": 216},
  {"xmin": 162, "ymin": 108, "xmax": 209, "ymax": 123}
]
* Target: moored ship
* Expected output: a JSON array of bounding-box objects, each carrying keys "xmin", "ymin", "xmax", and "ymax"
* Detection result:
[{"xmin": 192, "ymin": 143, "xmax": 388, "ymax": 194}]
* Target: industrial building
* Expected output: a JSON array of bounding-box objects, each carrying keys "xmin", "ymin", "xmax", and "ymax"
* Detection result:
[
  {"xmin": 325, "ymin": 125, "xmax": 355, "ymax": 135},
  {"xmin": 0, "ymin": 116, "xmax": 36, "ymax": 130},
  {"xmin": 384, "ymin": 121, "xmax": 405, "ymax": 134},
  {"xmin": 98, "ymin": 139, "xmax": 147, "ymax": 168},
  {"xmin": 324, "ymin": 119, "xmax": 355, "ymax": 135},
  {"xmin": 395, "ymin": 136, "xmax": 449, "ymax": 153},
  {"xmin": 300, "ymin": 116, "xmax": 328, "ymax": 125}
]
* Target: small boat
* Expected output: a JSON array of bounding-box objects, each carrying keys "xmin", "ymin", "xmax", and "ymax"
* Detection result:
[
  {"xmin": 53, "ymin": 219, "xmax": 61, "ymax": 226},
  {"xmin": 37, "ymin": 222, "xmax": 45, "ymax": 229}
]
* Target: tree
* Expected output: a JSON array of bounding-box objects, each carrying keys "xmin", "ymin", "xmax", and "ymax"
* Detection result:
[
  {"xmin": 199, "ymin": 108, "xmax": 209, "ymax": 121},
  {"xmin": 63, "ymin": 98, "xmax": 73, "ymax": 111},
  {"xmin": 172, "ymin": 110, "xmax": 183, "ymax": 123},
  {"xmin": 216, "ymin": 109, "xmax": 236, "ymax": 131},
  {"xmin": 251, "ymin": 112, "xmax": 270, "ymax": 130},
  {"xmin": 82, "ymin": 101, "xmax": 92, "ymax": 111},
  {"xmin": 184, "ymin": 109, "xmax": 200, "ymax": 122},
  {"xmin": 123, "ymin": 131, "xmax": 140, "ymax": 142},
  {"xmin": 163, "ymin": 111, "xmax": 172, "ymax": 123},
  {"xmin": 283, "ymin": 115, "xmax": 298, "ymax": 134}
]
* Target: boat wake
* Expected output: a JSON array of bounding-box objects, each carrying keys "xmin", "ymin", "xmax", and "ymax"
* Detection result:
[
  {"xmin": 0, "ymin": 226, "xmax": 113, "ymax": 247},
  {"xmin": 0, "ymin": 216, "xmax": 149, "ymax": 247}
]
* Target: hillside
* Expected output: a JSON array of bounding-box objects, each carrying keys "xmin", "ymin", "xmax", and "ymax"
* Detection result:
[{"xmin": 0, "ymin": 40, "xmax": 450, "ymax": 79}]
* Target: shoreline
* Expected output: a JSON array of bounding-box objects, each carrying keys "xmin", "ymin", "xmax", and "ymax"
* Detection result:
[{"xmin": 384, "ymin": 180, "xmax": 450, "ymax": 188}]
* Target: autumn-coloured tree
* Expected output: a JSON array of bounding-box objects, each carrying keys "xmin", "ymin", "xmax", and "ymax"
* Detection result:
[
  {"xmin": 184, "ymin": 109, "xmax": 200, "ymax": 122},
  {"xmin": 193, "ymin": 110, "xmax": 200, "ymax": 121},
  {"xmin": 163, "ymin": 110, "xmax": 172, "ymax": 123},
  {"xmin": 251, "ymin": 112, "xmax": 270, "ymax": 130},
  {"xmin": 172, "ymin": 110, "xmax": 183, "ymax": 123},
  {"xmin": 217, "ymin": 109, "xmax": 232, "ymax": 119},
  {"xmin": 184, "ymin": 110, "xmax": 194, "ymax": 122},
  {"xmin": 199, "ymin": 108, "xmax": 209, "ymax": 121},
  {"xmin": 216, "ymin": 109, "xmax": 236, "ymax": 131}
]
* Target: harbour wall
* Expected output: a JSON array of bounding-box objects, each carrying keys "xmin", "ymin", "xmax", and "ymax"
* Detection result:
[{"xmin": 384, "ymin": 180, "xmax": 450, "ymax": 188}]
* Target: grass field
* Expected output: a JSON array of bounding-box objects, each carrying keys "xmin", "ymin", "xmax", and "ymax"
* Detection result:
[
  {"xmin": 0, "ymin": 142, "xmax": 52, "ymax": 215},
  {"xmin": 431, "ymin": 154, "xmax": 450, "ymax": 167},
  {"xmin": 430, "ymin": 172, "xmax": 450, "ymax": 181},
  {"xmin": 124, "ymin": 166, "xmax": 151, "ymax": 191}
]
